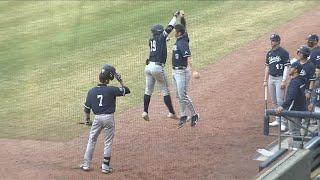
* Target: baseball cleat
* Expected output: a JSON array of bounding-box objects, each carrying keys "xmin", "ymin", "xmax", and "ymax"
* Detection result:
[
  {"xmin": 167, "ymin": 113, "xmax": 178, "ymax": 120},
  {"xmin": 79, "ymin": 162, "xmax": 90, "ymax": 171},
  {"xmin": 178, "ymin": 116, "xmax": 188, "ymax": 128},
  {"xmin": 142, "ymin": 112, "xmax": 149, "ymax": 121},
  {"xmin": 101, "ymin": 164, "xmax": 113, "ymax": 174},
  {"xmin": 269, "ymin": 121, "xmax": 279, "ymax": 127},
  {"xmin": 191, "ymin": 114, "xmax": 199, "ymax": 127}
]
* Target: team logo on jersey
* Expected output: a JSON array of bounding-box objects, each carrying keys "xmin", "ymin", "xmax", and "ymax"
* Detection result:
[
  {"xmin": 268, "ymin": 56, "xmax": 281, "ymax": 64},
  {"xmin": 316, "ymin": 88, "xmax": 320, "ymax": 94},
  {"xmin": 173, "ymin": 45, "xmax": 177, "ymax": 51},
  {"xmin": 300, "ymin": 69, "xmax": 307, "ymax": 76}
]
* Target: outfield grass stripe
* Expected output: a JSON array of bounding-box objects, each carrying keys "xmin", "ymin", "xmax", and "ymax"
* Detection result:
[{"xmin": 0, "ymin": 1, "xmax": 317, "ymax": 141}]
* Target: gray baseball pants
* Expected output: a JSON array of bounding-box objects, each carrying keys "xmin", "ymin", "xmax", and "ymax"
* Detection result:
[
  {"xmin": 268, "ymin": 75, "xmax": 285, "ymax": 122},
  {"xmin": 83, "ymin": 114, "xmax": 115, "ymax": 164},
  {"xmin": 173, "ymin": 68, "xmax": 197, "ymax": 117},
  {"xmin": 145, "ymin": 62, "xmax": 170, "ymax": 96}
]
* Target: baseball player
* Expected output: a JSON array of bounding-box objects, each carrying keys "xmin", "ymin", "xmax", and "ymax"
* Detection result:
[
  {"xmin": 172, "ymin": 20, "xmax": 199, "ymax": 128},
  {"xmin": 276, "ymin": 61, "xmax": 306, "ymax": 148},
  {"xmin": 142, "ymin": 11, "xmax": 180, "ymax": 121},
  {"xmin": 309, "ymin": 66, "xmax": 320, "ymax": 116},
  {"xmin": 80, "ymin": 64, "xmax": 130, "ymax": 174},
  {"xmin": 263, "ymin": 34, "xmax": 290, "ymax": 131},
  {"xmin": 307, "ymin": 34, "xmax": 320, "ymax": 66},
  {"xmin": 296, "ymin": 45, "xmax": 315, "ymax": 134},
  {"xmin": 296, "ymin": 45, "xmax": 315, "ymax": 101}
]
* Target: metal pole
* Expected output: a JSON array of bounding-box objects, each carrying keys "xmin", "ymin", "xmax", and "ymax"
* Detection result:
[
  {"xmin": 284, "ymin": 116, "xmax": 314, "ymax": 135},
  {"xmin": 268, "ymin": 133, "xmax": 313, "ymax": 139}
]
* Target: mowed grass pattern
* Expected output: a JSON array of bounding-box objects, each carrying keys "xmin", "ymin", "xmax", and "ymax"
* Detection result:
[{"xmin": 0, "ymin": 1, "xmax": 317, "ymax": 141}]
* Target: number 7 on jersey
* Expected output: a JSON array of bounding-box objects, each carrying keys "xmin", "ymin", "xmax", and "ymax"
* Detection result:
[{"xmin": 97, "ymin": 95, "xmax": 103, "ymax": 107}]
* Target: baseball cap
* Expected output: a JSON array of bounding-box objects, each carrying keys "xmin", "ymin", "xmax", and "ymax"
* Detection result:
[
  {"xmin": 307, "ymin": 34, "xmax": 319, "ymax": 42},
  {"xmin": 291, "ymin": 61, "xmax": 303, "ymax": 73}
]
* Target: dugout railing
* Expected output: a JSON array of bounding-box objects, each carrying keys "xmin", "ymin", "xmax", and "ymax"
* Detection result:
[{"xmin": 254, "ymin": 110, "xmax": 320, "ymax": 180}]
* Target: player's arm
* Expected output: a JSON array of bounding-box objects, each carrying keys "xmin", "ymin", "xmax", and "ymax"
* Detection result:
[
  {"xmin": 309, "ymin": 81, "xmax": 318, "ymax": 110},
  {"xmin": 306, "ymin": 69, "xmax": 316, "ymax": 100},
  {"xmin": 163, "ymin": 12, "xmax": 179, "ymax": 37},
  {"xmin": 83, "ymin": 91, "xmax": 92, "ymax": 122},
  {"xmin": 181, "ymin": 41, "xmax": 197, "ymax": 74},
  {"xmin": 309, "ymin": 52, "xmax": 316, "ymax": 66},
  {"xmin": 309, "ymin": 70, "xmax": 316, "ymax": 89},
  {"xmin": 113, "ymin": 86, "xmax": 131, "ymax": 97},
  {"xmin": 181, "ymin": 16, "xmax": 186, "ymax": 29},
  {"xmin": 281, "ymin": 52, "xmax": 290, "ymax": 88}
]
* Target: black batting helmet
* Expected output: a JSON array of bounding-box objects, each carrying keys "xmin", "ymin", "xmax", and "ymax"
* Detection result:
[
  {"xmin": 270, "ymin": 34, "xmax": 281, "ymax": 42},
  {"xmin": 151, "ymin": 24, "xmax": 164, "ymax": 35},
  {"xmin": 297, "ymin": 45, "xmax": 311, "ymax": 57},
  {"xmin": 307, "ymin": 34, "xmax": 319, "ymax": 42},
  {"xmin": 100, "ymin": 64, "xmax": 116, "ymax": 81}
]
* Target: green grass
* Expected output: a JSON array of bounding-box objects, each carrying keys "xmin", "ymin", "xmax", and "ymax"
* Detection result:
[{"xmin": 0, "ymin": 1, "xmax": 317, "ymax": 141}]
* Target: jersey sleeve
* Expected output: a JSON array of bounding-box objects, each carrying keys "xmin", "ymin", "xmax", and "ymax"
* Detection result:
[
  {"xmin": 112, "ymin": 86, "xmax": 131, "ymax": 97},
  {"xmin": 83, "ymin": 90, "xmax": 91, "ymax": 113},
  {"xmin": 309, "ymin": 64, "xmax": 316, "ymax": 82},
  {"xmin": 283, "ymin": 50, "xmax": 290, "ymax": 66},
  {"xmin": 163, "ymin": 16, "xmax": 177, "ymax": 38},
  {"xmin": 179, "ymin": 42, "xmax": 191, "ymax": 57},
  {"xmin": 163, "ymin": 25, "xmax": 174, "ymax": 38},
  {"xmin": 265, "ymin": 53, "xmax": 269, "ymax": 66}
]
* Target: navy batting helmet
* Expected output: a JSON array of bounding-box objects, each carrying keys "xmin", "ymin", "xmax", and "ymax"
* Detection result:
[
  {"xmin": 100, "ymin": 64, "xmax": 116, "ymax": 81},
  {"xmin": 297, "ymin": 45, "xmax": 311, "ymax": 57},
  {"xmin": 151, "ymin": 24, "xmax": 164, "ymax": 35},
  {"xmin": 174, "ymin": 24, "xmax": 186, "ymax": 34},
  {"xmin": 307, "ymin": 34, "xmax": 319, "ymax": 42},
  {"xmin": 270, "ymin": 34, "xmax": 281, "ymax": 42},
  {"xmin": 291, "ymin": 61, "xmax": 303, "ymax": 73}
]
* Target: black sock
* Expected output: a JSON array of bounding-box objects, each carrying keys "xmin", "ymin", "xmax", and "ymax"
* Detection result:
[
  {"xmin": 164, "ymin": 95, "xmax": 175, "ymax": 114},
  {"xmin": 104, "ymin": 157, "xmax": 111, "ymax": 166},
  {"xmin": 144, "ymin": 94, "xmax": 151, "ymax": 113}
]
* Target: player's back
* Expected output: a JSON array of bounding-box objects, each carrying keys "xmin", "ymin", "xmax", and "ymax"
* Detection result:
[
  {"xmin": 87, "ymin": 85, "xmax": 119, "ymax": 115},
  {"xmin": 149, "ymin": 33, "xmax": 167, "ymax": 64}
]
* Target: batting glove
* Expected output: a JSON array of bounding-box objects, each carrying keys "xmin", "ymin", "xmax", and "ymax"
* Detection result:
[{"xmin": 173, "ymin": 11, "xmax": 180, "ymax": 17}]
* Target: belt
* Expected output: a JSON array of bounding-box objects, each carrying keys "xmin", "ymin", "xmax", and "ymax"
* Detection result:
[
  {"xmin": 95, "ymin": 113, "xmax": 114, "ymax": 116},
  {"xmin": 173, "ymin": 66, "xmax": 187, "ymax": 70},
  {"xmin": 270, "ymin": 74, "xmax": 282, "ymax": 77},
  {"xmin": 149, "ymin": 61, "xmax": 164, "ymax": 67}
]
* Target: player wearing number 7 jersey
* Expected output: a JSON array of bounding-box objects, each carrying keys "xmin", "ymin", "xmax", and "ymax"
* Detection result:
[
  {"xmin": 142, "ymin": 11, "xmax": 180, "ymax": 121},
  {"xmin": 80, "ymin": 64, "xmax": 130, "ymax": 174},
  {"xmin": 263, "ymin": 34, "xmax": 290, "ymax": 130}
]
